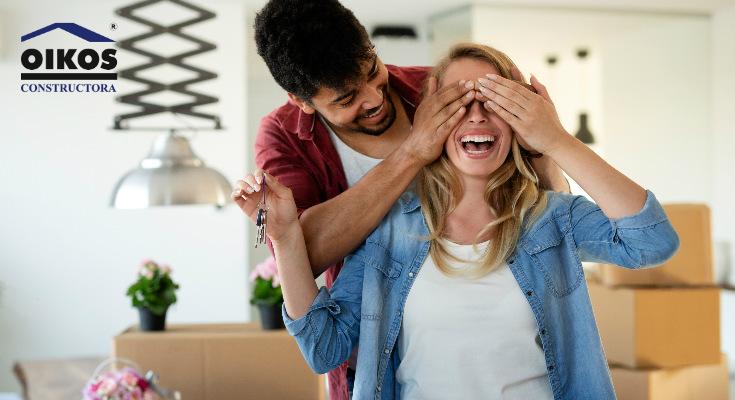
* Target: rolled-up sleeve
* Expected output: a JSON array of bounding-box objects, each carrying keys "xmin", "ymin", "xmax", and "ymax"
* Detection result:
[
  {"xmin": 281, "ymin": 257, "xmax": 364, "ymax": 374},
  {"xmin": 572, "ymin": 190, "xmax": 680, "ymax": 269}
]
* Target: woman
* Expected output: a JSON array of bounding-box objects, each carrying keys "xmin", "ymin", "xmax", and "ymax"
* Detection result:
[{"xmin": 233, "ymin": 43, "xmax": 679, "ymax": 399}]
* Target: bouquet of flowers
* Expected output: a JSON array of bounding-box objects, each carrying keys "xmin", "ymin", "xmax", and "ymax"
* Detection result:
[
  {"xmin": 126, "ymin": 259, "xmax": 179, "ymax": 315},
  {"xmin": 249, "ymin": 256, "xmax": 283, "ymax": 306},
  {"xmin": 82, "ymin": 365, "xmax": 159, "ymax": 400}
]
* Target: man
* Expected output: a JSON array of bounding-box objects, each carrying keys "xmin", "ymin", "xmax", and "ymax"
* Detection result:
[{"xmin": 251, "ymin": 0, "xmax": 567, "ymax": 398}]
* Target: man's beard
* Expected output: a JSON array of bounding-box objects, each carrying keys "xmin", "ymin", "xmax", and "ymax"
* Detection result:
[{"xmin": 327, "ymin": 84, "xmax": 397, "ymax": 137}]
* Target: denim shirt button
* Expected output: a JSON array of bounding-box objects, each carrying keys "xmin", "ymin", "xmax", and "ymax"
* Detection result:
[
  {"xmin": 408, "ymin": 272, "xmax": 414, "ymax": 278},
  {"xmin": 384, "ymin": 348, "xmax": 390, "ymax": 354},
  {"xmin": 397, "ymin": 310, "xmax": 401, "ymax": 316},
  {"xmin": 377, "ymin": 387, "xmax": 382, "ymax": 392}
]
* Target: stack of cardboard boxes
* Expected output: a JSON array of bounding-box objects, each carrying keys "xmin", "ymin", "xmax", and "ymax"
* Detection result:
[
  {"xmin": 112, "ymin": 322, "xmax": 327, "ymax": 400},
  {"xmin": 588, "ymin": 204, "xmax": 730, "ymax": 400}
]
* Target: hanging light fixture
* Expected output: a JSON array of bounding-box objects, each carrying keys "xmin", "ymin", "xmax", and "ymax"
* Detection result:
[
  {"xmin": 574, "ymin": 48, "xmax": 595, "ymax": 145},
  {"xmin": 111, "ymin": 130, "xmax": 231, "ymax": 208},
  {"xmin": 110, "ymin": 0, "xmax": 230, "ymax": 209}
]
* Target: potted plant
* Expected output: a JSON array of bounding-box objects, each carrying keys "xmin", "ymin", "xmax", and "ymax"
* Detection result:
[
  {"xmin": 126, "ymin": 259, "xmax": 179, "ymax": 331},
  {"xmin": 250, "ymin": 256, "xmax": 284, "ymax": 330}
]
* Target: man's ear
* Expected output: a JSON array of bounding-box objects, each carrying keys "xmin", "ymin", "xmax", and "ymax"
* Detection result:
[{"xmin": 288, "ymin": 93, "xmax": 316, "ymax": 115}]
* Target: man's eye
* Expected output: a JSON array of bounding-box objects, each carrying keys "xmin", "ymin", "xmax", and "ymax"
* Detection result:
[{"xmin": 340, "ymin": 97, "xmax": 355, "ymax": 108}]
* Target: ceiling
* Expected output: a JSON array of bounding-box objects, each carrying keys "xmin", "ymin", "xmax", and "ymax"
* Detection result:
[{"xmin": 243, "ymin": 0, "xmax": 734, "ymax": 26}]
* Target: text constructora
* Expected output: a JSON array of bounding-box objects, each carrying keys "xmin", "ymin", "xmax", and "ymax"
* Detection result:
[{"xmin": 21, "ymin": 83, "xmax": 116, "ymax": 93}]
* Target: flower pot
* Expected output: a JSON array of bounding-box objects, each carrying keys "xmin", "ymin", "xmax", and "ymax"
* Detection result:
[
  {"xmin": 138, "ymin": 307, "xmax": 167, "ymax": 331},
  {"xmin": 258, "ymin": 304, "xmax": 285, "ymax": 330}
]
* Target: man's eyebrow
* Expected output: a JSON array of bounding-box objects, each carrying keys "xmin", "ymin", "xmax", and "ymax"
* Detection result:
[
  {"xmin": 330, "ymin": 55, "xmax": 377, "ymax": 104},
  {"xmin": 368, "ymin": 55, "xmax": 378, "ymax": 77},
  {"xmin": 331, "ymin": 89, "xmax": 356, "ymax": 104}
]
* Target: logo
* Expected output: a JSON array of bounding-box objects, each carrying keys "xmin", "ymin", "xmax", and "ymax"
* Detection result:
[{"xmin": 20, "ymin": 23, "xmax": 118, "ymax": 93}]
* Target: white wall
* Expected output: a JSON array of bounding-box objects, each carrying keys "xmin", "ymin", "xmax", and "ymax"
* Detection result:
[
  {"xmin": 0, "ymin": 0, "xmax": 248, "ymax": 393},
  {"xmin": 601, "ymin": 17, "xmax": 711, "ymax": 203},
  {"xmin": 712, "ymin": 6, "xmax": 735, "ymax": 280},
  {"xmin": 711, "ymin": 5, "xmax": 735, "ymax": 373}
]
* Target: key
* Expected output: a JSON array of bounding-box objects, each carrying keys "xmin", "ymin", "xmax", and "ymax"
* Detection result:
[
  {"xmin": 255, "ymin": 203, "xmax": 268, "ymax": 248},
  {"xmin": 255, "ymin": 172, "xmax": 268, "ymax": 248}
]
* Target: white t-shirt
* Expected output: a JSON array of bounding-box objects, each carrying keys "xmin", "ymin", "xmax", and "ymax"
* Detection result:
[
  {"xmin": 323, "ymin": 116, "xmax": 382, "ymax": 188},
  {"xmin": 396, "ymin": 240, "xmax": 553, "ymax": 400}
]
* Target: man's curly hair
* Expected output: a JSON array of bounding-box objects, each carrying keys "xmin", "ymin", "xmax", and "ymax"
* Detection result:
[{"xmin": 254, "ymin": 0, "xmax": 374, "ymax": 102}]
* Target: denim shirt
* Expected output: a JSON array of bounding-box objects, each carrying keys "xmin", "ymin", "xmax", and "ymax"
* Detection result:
[{"xmin": 283, "ymin": 190, "xmax": 679, "ymax": 400}]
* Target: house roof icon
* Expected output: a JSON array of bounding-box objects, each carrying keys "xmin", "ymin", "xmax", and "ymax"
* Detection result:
[{"xmin": 21, "ymin": 23, "xmax": 115, "ymax": 43}]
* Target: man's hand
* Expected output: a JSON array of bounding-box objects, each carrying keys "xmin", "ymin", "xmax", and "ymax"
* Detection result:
[{"xmin": 399, "ymin": 78, "xmax": 475, "ymax": 165}]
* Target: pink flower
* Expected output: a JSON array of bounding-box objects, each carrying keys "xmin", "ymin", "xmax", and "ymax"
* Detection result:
[
  {"xmin": 251, "ymin": 256, "xmax": 279, "ymax": 286},
  {"xmin": 139, "ymin": 259, "xmax": 153, "ymax": 267},
  {"xmin": 143, "ymin": 391, "xmax": 159, "ymax": 400},
  {"xmin": 160, "ymin": 264, "xmax": 172, "ymax": 274},
  {"xmin": 82, "ymin": 366, "xmax": 157, "ymax": 400},
  {"xmin": 120, "ymin": 371, "xmax": 138, "ymax": 387},
  {"xmin": 97, "ymin": 378, "xmax": 118, "ymax": 396},
  {"xmin": 122, "ymin": 387, "xmax": 144, "ymax": 400},
  {"xmin": 141, "ymin": 269, "xmax": 154, "ymax": 279}
]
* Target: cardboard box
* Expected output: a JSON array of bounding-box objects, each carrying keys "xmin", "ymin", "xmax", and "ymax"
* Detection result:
[
  {"xmin": 610, "ymin": 354, "xmax": 729, "ymax": 400},
  {"xmin": 588, "ymin": 279, "xmax": 720, "ymax": 368},
  {"xmin": 599, "ymin": 204, "xmax": 713, "ymax": 286},
  {"xmin": 112, "ymin": 323, "xmax": 326, "ymax": 400}
]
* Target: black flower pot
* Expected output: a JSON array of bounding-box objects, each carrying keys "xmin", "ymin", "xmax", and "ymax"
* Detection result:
[
  {"xmin": 258, "ymin": 304, "xmax": 285, "ymax": 330},
  {"xmin": 138, "ymin": 307, "xmax": 167, "ymax": 331}
]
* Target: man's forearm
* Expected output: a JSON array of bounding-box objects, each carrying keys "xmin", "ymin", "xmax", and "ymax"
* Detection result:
[
  {"xmin": 299, "ymin": 147, "xmax": 424, "ymax": 275},
  {"xmin": 530, "ymin": 154, "xmax": 570, "ymax": 193}
]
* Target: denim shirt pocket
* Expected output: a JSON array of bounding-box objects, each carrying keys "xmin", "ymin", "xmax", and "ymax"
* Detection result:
[
  {"xmin": 359, "ymin": 239, "xmax": 405, "ymax": 278},
  {"xmin": 524, "ymin": 218, "xmax": 584, "ymax": 298},
  {"xmin": 358, "ymin": 239, "xmax": 406, "ymax": 320}
]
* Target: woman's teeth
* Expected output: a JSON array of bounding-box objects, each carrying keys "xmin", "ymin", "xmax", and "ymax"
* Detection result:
[{"xmin": 461, "ymin": 135, "xmax": 495, "ymax": 154}]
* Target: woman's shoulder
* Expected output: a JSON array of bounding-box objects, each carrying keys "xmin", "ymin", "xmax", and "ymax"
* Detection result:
[
  {"xmin": 538, "ymin": 190, "xmax": 590, "ymax": 216},
  {"xmin": 365, "ymin": 190, "xmax": 426, "ymax": 243},
  {"xmin": 521, "ymin": 191, "xmax": 599, "ymax": 236}
]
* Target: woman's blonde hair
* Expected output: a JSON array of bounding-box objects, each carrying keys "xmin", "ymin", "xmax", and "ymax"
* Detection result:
[{"xmin": 418, "ymin": 42, "xmax": 548, "ymax": 279}]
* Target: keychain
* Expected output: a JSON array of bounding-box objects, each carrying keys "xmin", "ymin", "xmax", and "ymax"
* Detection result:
[{"xmin": 255, "ymin": 172, "xmax": 268, "ymax": 248}]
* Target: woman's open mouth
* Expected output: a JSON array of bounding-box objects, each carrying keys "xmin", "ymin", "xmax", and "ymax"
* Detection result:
[{"xmin": 460, "ymin": 135, "xmax": 496, "ymax": 156}]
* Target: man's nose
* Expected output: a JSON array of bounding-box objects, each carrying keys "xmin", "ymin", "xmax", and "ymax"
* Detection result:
[{"xmin": 361, "ymin": 84, "xmax": 384, "ymax": 109}]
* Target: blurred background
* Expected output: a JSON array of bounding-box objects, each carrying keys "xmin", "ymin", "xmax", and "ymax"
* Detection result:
[{"xmin": 0, "ymin": 0, "xmax": 733, "ymax": 396}]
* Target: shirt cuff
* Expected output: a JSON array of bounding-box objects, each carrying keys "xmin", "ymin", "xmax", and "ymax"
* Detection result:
[
  {"xmin": 609, "ymin": 190, "xmax": 669, "ymax": 230},
  {"xmin": 282, "ymin": 287, "xmax": 340, "ymax": 336}
]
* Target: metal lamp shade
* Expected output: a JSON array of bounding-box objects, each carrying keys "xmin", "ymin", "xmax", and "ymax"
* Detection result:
[{"xmin": 111, "ymin": 132, "xmax": 232, "ymax": 209}]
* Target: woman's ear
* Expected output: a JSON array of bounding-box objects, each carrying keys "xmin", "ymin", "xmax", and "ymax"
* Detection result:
[{"xmin": 288, "ymin": 93, "xmax": 316, "ymax": 114}]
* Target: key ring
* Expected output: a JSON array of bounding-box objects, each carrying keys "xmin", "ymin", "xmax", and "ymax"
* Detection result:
[{"xmin": 255, "ymin": 172, "xmax": 268, "ymax": 248}]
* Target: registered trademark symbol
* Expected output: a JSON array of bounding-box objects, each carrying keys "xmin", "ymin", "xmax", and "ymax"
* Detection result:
[{"xmin": 110, "ymin": 22, "xmax": 118, "ymax": 31}]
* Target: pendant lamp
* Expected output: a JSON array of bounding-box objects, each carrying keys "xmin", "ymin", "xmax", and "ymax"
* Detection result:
[
  {"xmin": 111, "ymin": 130, "xmax": 231, "ymax": 208},
  {"xmin": 111, "ymin": 0, "xmax": 230, "ymax": 208},
  {"xmin": 574, "ymin": 49, "xmax": 595, "ymax": 145}
]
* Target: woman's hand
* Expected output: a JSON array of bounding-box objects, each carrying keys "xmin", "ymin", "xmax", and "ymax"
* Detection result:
[
  {"xmin": 232, "ymin": 170, "xmax": 300, "ymax": 243},
  {"xmin": 400, "ymin": 77, "xmax": 475, "ymax": 165},
  {"xmin": 476, "ymin": 68, "xmax": 568, "ymax": 155},
  {"xmin": 233, "ymin": 171, "xmax": 320, "ymax": 320}
]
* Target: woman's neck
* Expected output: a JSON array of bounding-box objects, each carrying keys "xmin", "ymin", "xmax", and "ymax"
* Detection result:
[{"xmin": 443, "ymin": 177, "xmax": 495, "ymax": 245}]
